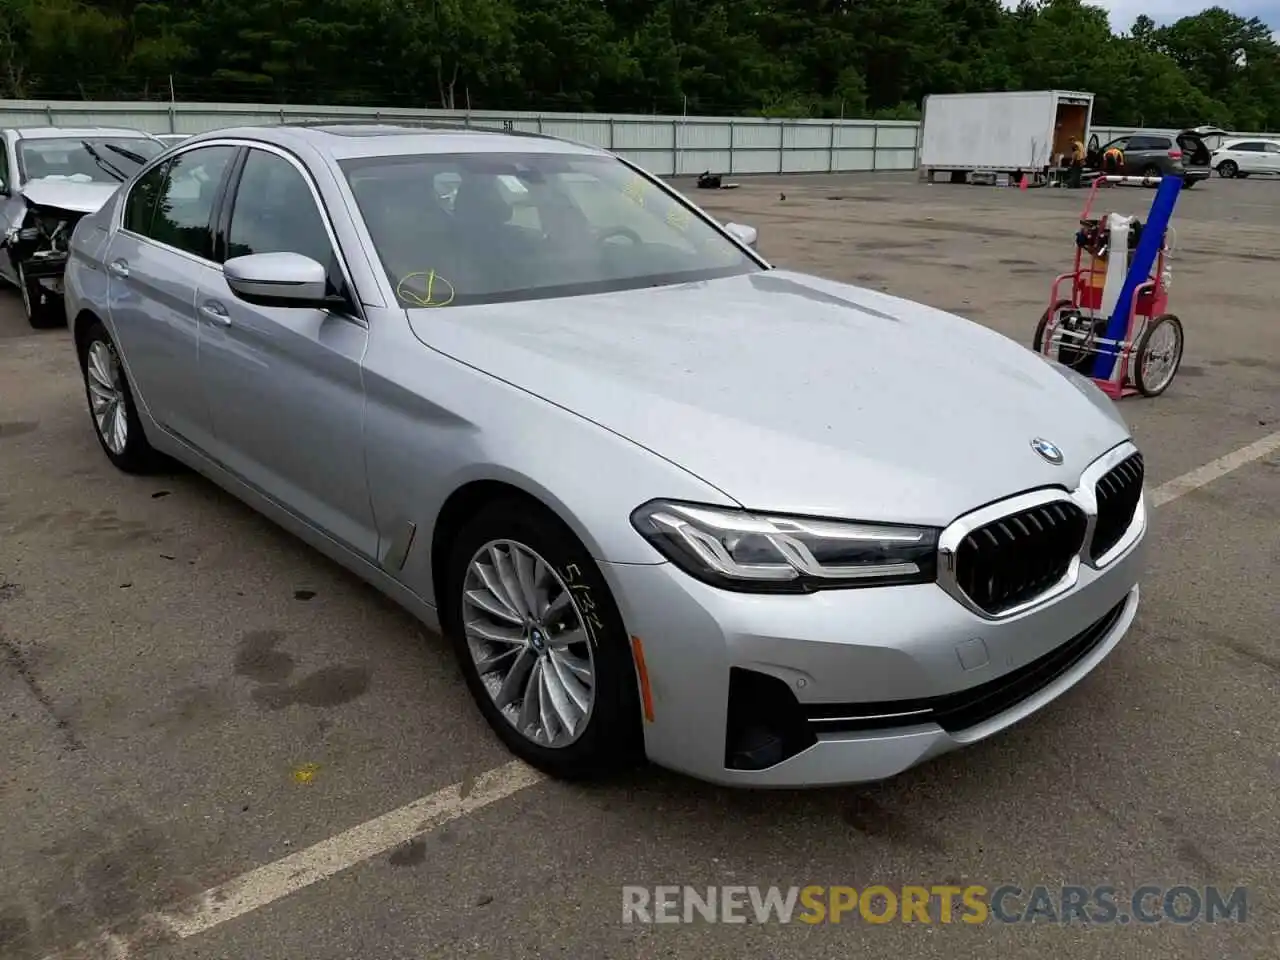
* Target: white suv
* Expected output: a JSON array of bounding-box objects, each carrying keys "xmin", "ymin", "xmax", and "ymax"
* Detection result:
[{"xmin": 1212, "ymin": 137, "xmax": 1280, "ymax": 178}]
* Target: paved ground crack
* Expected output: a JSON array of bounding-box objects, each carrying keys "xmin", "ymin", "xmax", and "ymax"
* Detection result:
[{"xmin": 1, "ymin": 633, "xmax": 85, "ymax": 751}]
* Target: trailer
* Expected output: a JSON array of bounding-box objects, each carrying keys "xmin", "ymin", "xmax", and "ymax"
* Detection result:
[{"xmin": 920, "ymin": 90, "xmax": 1096, "ymax": 185}]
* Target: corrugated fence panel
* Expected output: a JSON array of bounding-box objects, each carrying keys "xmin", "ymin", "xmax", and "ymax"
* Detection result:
[
  {"xmin": 875, "ymin": 124, "xmax": 921, "ymax": 149},
  {"xmin": 613, "ymin": 119, "xmax": 675, "ymax": 151},
  {"xmin": 15, "ymin": 99, "xmax": 1268, "ymax": 176},
  {"xmin": 679, "ymin": 122, "xmax": 732, "ymax": 150},
  {"xmin": 732, "ymin": 121, "xmax": 783, "ymax": 150},
  {"xmin": 784, "ymin": 123, "xmax": 831, "ymax": 150},
  {"xmin": 676, "ymin": 150, "xmax": 732, "ymax": 176},
  {"xmin": 833, "ymin": 149, "xmax": 876, "ymax": 172}
]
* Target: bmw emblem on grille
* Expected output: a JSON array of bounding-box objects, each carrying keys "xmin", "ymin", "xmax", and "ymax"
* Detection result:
[{"xmin": 1030, "ymin": 437, "xmax": 1064, "ymax": 465}]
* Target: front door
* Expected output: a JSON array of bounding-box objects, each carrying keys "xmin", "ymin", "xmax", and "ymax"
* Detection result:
[
  {"xmin": 195, "ymin": 145, "xmax": 377, "ymax": 558},
  {"xmin": 104, "ymin": 144, "xmax": 238, "ymax": 450},
  {"xmin": 1261, "ymin": 142, "xmax": 1280, "ymax": 174}
]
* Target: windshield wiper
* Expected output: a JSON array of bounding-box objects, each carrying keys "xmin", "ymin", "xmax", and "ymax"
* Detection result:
[
  {"xmin": 102, "ymin": 142, "xmax": 149, "ymax": 165},
  {"xmin": 80, "ymin": 140, "xmax": 127, "ymax": 182}
]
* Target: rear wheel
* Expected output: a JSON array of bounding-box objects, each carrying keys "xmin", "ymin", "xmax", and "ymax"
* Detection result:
[
  {"xmin": 1134, "ymin": 314, "xmax": 1184, "ymax": 397},
  {"xmin": 1033, "ymin": 300, "xmax": 1073, "ymax": 354},
  {"xmin": 444, "ymin": 498, "xmax": 644, "ymax": 780},
  {"xmin": 18, "ymin": 260, "xmax": 63, "ymax": 329},
  {"xmin": 1217, "ymin": 159, "xmax": 1238, "ymax": 178},
  {"xmin": 78, "ymin": 318, "xmax": 162, "ymax": 472}
]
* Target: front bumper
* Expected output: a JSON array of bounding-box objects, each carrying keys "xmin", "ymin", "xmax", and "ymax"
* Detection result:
[{"xmin": 603, "ymin": 499, "xmax": 1145, "ymax": 789}]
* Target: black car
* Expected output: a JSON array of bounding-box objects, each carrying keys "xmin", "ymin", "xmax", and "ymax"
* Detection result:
[{"xmin": 1087, "ymin": 128, "xmax": 1214, "ymax": 187}]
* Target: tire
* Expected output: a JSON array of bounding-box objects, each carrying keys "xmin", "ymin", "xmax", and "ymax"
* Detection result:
[
  {"xmin": 1134, "ymin": 314, "xmax": 1184, "ymax": 397},
  {"xmin": 443, "ymin": 498, "xmax": 643, "ymax": 780},
  {"xmin": 1033, "ymin": 300, "xmax": 1073, "ymax": 354},
  {"xmin": 18, "ymin": 260, "xmax": 64, "ymax": 329},
  {"xmin": 77, "ymin": 318, "xmax": 162, "ymax": 472},
  {"xmin": 1217, "ymin": 160, "xmax": 1238, "ymax": 178}
]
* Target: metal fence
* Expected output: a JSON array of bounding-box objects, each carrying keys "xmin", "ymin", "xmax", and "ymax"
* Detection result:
[
  {"xmin": 0, "ymin": 99, "xmax": 922, "ymax": 176},
  {"xmin": 0, "ymin": 99, "xmax": 1275, "ymax": 177}
]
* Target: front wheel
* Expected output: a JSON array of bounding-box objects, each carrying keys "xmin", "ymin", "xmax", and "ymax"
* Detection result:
[
  {"xmin": 78, "ymin": 318, "xmax": 162, "ymax": 472},
  {"xmin": 18, "ymin": 260, "xmax": 64, "ymax": 329},
  {"xmin": 444, "ymin": 499, "xmax": 644, "ymax": 780},
  {"xmin": 1217, "ymin": 160, "xmax": 1238, "ymax": 178},
  {"xmin": 1134, "ymin": 314, "xmax": 1184, "ymax": 397}
]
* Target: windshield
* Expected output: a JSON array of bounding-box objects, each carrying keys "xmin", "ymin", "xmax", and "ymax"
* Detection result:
[
  {"xmin": 339, "ymin": 152, "xmax": 759, "ymax": 307},
  {"xmin": 17, "ymin": 136, "xmax": 166, "ymax": 185}
]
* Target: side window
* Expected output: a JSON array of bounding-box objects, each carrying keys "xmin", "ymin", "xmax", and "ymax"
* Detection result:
[
  {"xmin": 147, "ymin": 146, "xmax": 237, "ymax": 258},
  {"xmin": 227, "ymin": 149, "xmax": 336, "ymax": 271},
  {"xmin": 124, "ymin": 161, "xmax": 169, "ymax": 235},
  {"xmin": 1105, "ymin": 138, "xmax": 1129, "ymax": 153},
  {"xmin": 1234, "ymin": 141, "xmax": 1264, "ymax": 152},
  {"xmin": 1266, "ymin": 143, "xmax": 1280, "ymax": 154},
  {"xmin": 0, "ymin": 140, "xmax": 8, "ymax": 193}
]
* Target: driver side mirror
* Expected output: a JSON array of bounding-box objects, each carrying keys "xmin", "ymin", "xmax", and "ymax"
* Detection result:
[
  {"xmin": 224, "ymin": 252, "xmax": 328, "ymax": 308},
  {"xmin": 725, "ymin": 222, "xmax": 758, "ymax": 249}
]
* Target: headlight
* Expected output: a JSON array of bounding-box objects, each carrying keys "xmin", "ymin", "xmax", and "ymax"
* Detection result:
[{"xmin": 630, "ymin": 500, "xmax": 940, "ymax": 593}]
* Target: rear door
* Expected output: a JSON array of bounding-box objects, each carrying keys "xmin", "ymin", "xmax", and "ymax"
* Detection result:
[
  {"xmin": 104, "ymin": 144, "xmax": 238, "ymax": 450},
  {"xmin": 1124, "ymin": 135, "xmax": 1176, "ymax": 174}
]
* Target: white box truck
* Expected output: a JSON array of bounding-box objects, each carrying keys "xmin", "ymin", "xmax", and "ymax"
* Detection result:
[{"xmin": 919, "ymin": 90, "xmax": 1095, "ymax": 184}]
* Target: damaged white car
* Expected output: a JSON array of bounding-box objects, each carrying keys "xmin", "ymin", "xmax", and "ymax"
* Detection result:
[{"xmin": 0, "ymin": 126, "xmax": 166, "ymax": 327}]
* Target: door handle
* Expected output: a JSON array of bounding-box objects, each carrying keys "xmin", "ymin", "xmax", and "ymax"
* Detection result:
[
  {"xmin": 108, "ymin": 259, "xmax": 129, "ymax": 279},
  {"xmin": 199, "ymin": 302, "xmax": 231, "ymax": 327}
]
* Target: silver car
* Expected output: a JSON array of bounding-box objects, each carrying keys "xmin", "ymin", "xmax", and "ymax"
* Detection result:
[{"xmin": 64, "ymin": 123, "xmax": 1147, "ymax": 788}]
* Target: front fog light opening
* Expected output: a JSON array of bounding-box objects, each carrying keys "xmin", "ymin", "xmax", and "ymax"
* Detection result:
[{"xmin": 724, "ymin": 667, "xmax": 816, "ymax": 771}]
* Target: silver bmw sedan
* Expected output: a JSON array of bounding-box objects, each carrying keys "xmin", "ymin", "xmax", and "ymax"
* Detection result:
[{"xmin": 63, "ymin": 122, "xmax": 1147, "ymax": 788}]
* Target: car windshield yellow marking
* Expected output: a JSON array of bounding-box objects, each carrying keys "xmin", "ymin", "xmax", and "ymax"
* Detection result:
[
  {"xmin": 397, "ymin": 270, "xmax": 456, "ymax": 308},
  {"xmin": 622, "ymin": 176, "xmax": 646, "ymax": 206}
]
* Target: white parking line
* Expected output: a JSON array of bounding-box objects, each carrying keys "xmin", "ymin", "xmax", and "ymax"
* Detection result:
[
  {"xmin": 43, "ymin": 761, "xmax": 545, "ymax": 959},
  {"xmin": 1149, "ymin": 429, "xmax": 1280, "ymax": 507},
  {"xmin": 41, "ymin": 428, "xmax": 1280, "ymax": 959}
]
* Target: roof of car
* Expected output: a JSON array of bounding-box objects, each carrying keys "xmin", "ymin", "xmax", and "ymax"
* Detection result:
[
  {"xmin": 179, "ymin": 122, "xmax": 609, "ymax": 160},
  {"xmin": 10, "ymin": 126, "xmax": 159, "ymax": 140}
]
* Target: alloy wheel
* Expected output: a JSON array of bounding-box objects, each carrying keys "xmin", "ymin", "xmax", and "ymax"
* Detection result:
[
  {"xmin": 86, "ymin": 340, "xmax": 128, "ymax": 455},
  {"xmin": 461, "ymin": 539, "xmax": 596, "ymax": 748}
]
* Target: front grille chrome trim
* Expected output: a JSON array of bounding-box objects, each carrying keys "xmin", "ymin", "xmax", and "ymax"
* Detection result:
[{"xmin": 938, "ymin": 440, "xmax": 1144, "ymax": 621}]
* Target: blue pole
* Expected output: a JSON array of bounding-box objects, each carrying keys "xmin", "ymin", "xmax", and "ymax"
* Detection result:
[{"xmin": 1091, "ymin": 175, "xmax": 1181, "ymax": 380}]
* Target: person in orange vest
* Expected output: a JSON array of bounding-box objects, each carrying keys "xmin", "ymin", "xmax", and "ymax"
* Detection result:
[
  {"xmin": 1067, "ymin": 136, "xmax": 1086, "ymax": 187},
  {"xmin": 1103, "ymin": 144, "xmax": 1125, "ymax": 173}
]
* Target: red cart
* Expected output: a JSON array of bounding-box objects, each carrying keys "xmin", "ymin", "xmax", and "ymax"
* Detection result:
[{"xmin": 1033, "ymin": 175, "xmax": 1185, "ymax": 398}]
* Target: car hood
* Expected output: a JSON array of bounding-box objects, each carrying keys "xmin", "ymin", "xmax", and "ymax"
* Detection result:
[
  {"xmin": 407, "ymin": 270, "xmax": 1132, "ymax": 526},
  {"xmin": 20, "ymin": 178, "xmax": 120, "ymax": 214}
]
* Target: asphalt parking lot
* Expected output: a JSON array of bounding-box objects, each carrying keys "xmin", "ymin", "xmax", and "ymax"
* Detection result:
[{"xmin": 1, "ymin": 171, "xmax": 1277, "ymax": 960}]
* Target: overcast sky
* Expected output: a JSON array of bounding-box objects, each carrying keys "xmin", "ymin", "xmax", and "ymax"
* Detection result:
[{"xmin": 1008, "ymin": 1, "xmax": 1280, "ymax": 31}]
